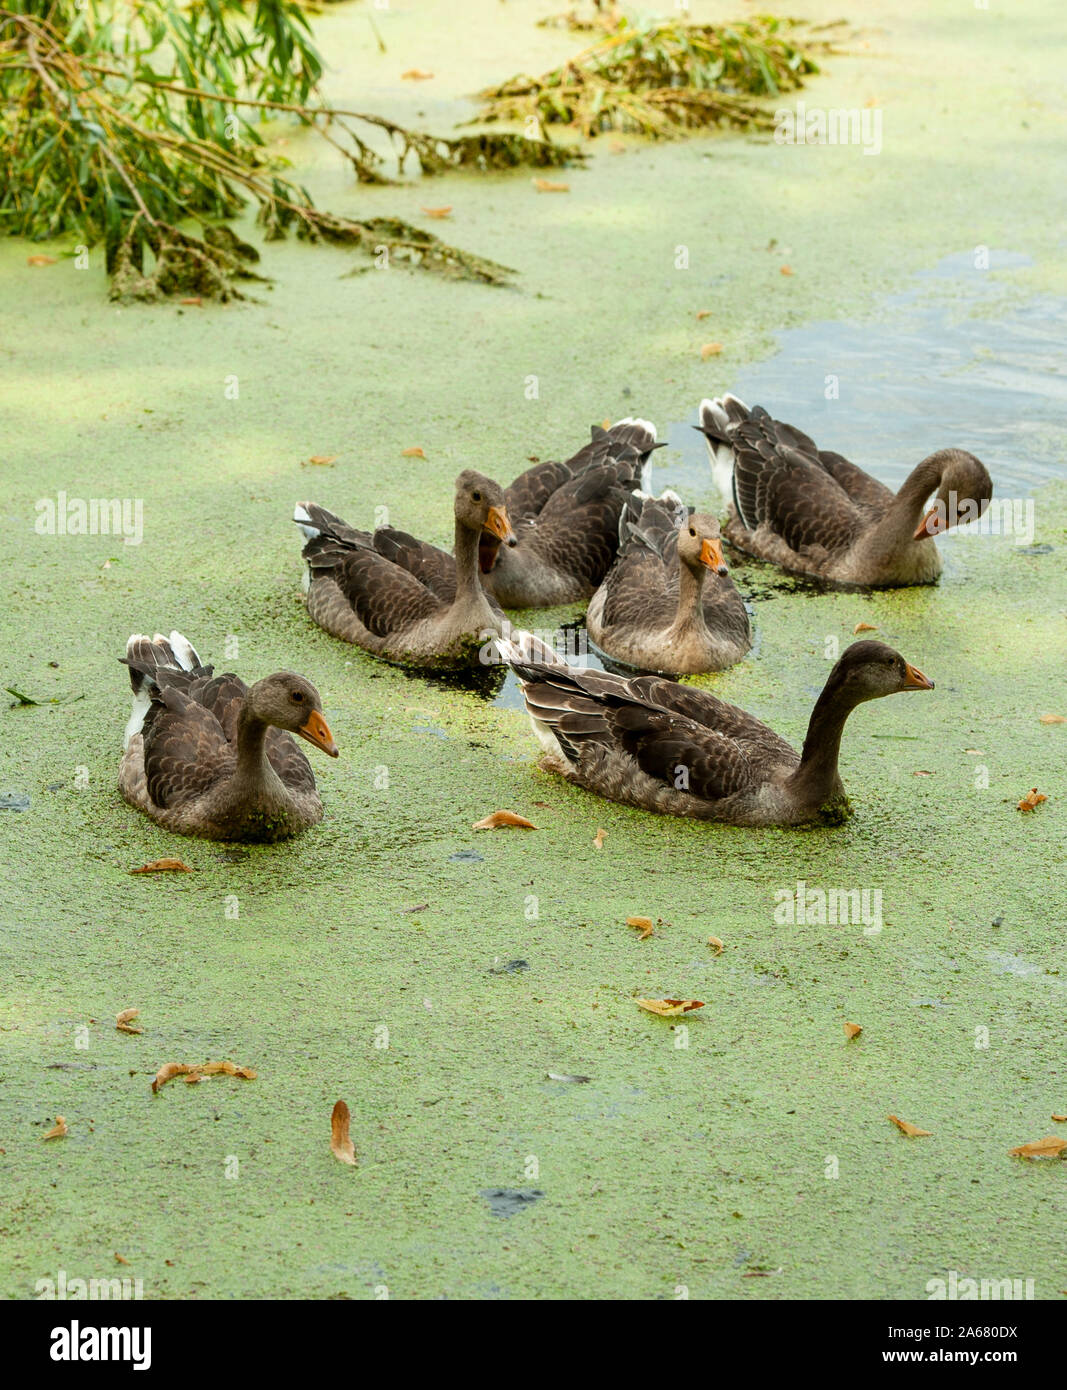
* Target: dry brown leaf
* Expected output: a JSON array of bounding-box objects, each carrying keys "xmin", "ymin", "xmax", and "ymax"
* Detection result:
[
  {"xmin": 42, "ymin": 1116, "xmax": 67, "ymax": 1140},
  {"xmin": 1039, "ymin": 714, "xmax": 1065, "ymax": 725},
  {"xmin": 843, "ymin": 1021, "xmax": 863, "ymax": 1040},
  {"xmin": 626, "ymin": 915, "xmax": 654, "ymax": 940},
  {"xmin": 636, "ymin": 998, "xmax": 704, "ymax": 1017},
  {"xmin": 28, "ymin": 254, "xmax": 57, "ymax": 266},
  {"xmin": 593, "ymin": 827, "xmax": 607, "ymax": 850},
  {"xmin": 330, "ymin": 1099, "xmax": 357, "ymax": 1166},
  {"xmin": 401, "ymin": 446, "xmax": 425, "ymax": 458},
  {"xmin": 695, "ymin": 309, "xmax": 712, "ymax": 320},
  {"xmin": 913, "ymin": 770, "xmax": 933, "ymax": 777},
  {"xmin": 179, "ymin": 296, "xmax": 203, "ymax": 307},
  {"xmin": 152, "ymin": 1062, "xmax": 195, "ymax": 1092},
  {"xmin": 472, "ymin": 810, "xmax": 538, "ymax": 830},
  {"xmin": 780, "ymin": 265, "xmax": 794, "ymax": 276},
  {"xmin": 421, "ymin": 206, "xmax": 452, "ymax": 219},
  {"xmin": 130, "ymin": 858, "xmax": 191, "ymax": 874},
  {"xmin": 306, "ymin": 454, "xmax": 338, "ymax": 467},
  {"xmin": 533, "ymin": 178, "xmax": 569, "ymax": 193},
  {"xmin": 1018, "ymin": 788, "xmax": 1048, "ymax": 812},
  {"xmin": 700, "ymin": 342, "xmax": 724, "ymax": 359},
  {"xmin": 1051, "ymin": 1114, "xmax": 1067, "ymax": 1123},
  {"xmin": 888, "ymin": 1114, "xmax": 932, "ymax": 1137},
  {"xmin": 116, "ymin": 1007, "xmax": 142, "ymax": 1035},
  {"xmin": 401, "ymin": 69, "xmax": 433, "ymax": 80},
  {"xmin": 114, "ymin": 1254, "xmax": 129, "ymax": 1265},
  {"xmin": 1009, "ymin": 1135, "xmax": 1066, "ymax": 1159},
  {"xmin": 707, "ymin": 936, "xmax": 724, "ymax": 955},
  {"xmin": 854, "ymin": 622, "xmax": 877, "ymax": 633}
]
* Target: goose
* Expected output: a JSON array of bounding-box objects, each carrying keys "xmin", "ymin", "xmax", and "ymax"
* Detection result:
[
  {"xmin": 295, "ymin": 470, "xmax": 514, "ymax": 669},
  {"xmin": 698, "ymin": 395, "xmax": 992, "ymax": 587},
  {"xmin": 118, "ymin": 632, "xmax": 338, "ymax": 842},
  {"xmin": 480, "ymin": 418, "xmax": 663, "ymax": 607},
  {"xmin": 586, "ymin": 492, "xmax": 752, "ymax": 674},
  {"xmin": 501, "ymin": 637, "xmax": 934, "ymax": 827}
]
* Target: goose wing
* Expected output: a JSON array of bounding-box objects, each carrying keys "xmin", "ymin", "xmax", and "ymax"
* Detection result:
[
  {"xmin": 599, "ymin": 494, "xmax": 682, "ymax": 630},
  {"xmin": 730, "ymin": 409, "xmax": 867, "ymax": 556},
  {"xmin": 372, "ymin": 527, "xmax": 458, "ymax": 603},
  {"xmin": 140, "ymin": 684, "xmax": 236, "ymax": 809},
  {"xmin": 513, "ymin": 659, "xmax": 796, "ymax": 798}
]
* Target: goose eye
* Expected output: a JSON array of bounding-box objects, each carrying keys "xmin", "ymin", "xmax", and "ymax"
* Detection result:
[
  {"xmin": 472, "ymin": 491, "xmax": 482, "ymax": 502},
  {"xmin": 688, "ymin": 528, "xmax": 696, "ymax": 537},
  {"xmin": 291, "ymin": 690, "xmax": 305, "ymax": 703}
]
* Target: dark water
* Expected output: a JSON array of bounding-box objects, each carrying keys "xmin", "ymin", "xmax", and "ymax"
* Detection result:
[{"xmin": 652, "ymin": 250, "xmax": 1067, "ymax": 503}]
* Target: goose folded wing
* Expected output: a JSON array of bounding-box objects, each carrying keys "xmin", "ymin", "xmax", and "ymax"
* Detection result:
[
  {"xmin": 336, "ymin": 547, "xmax": 448, "ymax": 640},
  {"xmin": 607, "ymin": 704, "xmax": 757, "ymax": 801},
  {"xmin": 626, "ymin": 676, "xmax": 798, "ymax": 773},
  {"xmin": 504, "ymin": 458, "xmax": 576, "ymax": 526},
  {"xmin": 601, "ymin": 546, "xmax": 677, "ymax": 630},
  {"xmin": 195, "ymin": 673, "xmax": 251, "ymax": 743},
  {"xmin": 141, "ymin": 687, "xmax": 235, "ymax": 808},
  {"xmin": 523, "ymin": 463, "xmax": 638, "ymax": 588},
  {"xmin": 372, "ymin": 527, "xmax": 457, "ymax": 602},
  {"xmin": 731, "ymin": 416, "xmax": 865, "ymax": 556}
]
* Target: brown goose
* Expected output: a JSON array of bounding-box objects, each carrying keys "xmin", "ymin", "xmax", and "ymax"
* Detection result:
[
  {"xmin": 698, "ymin": 395, "xmax": 992, "ymax": 587},
  {"xmin": 119, "ymin": 632, "xmax": 338, "ymax": 842},
  {"xmin": 587, "ymin": 492, "xmax": 752, "ymax": 674},
  {"xmin": 480, "ymin": 418, "xmax": 662, "ymax": 607},
  {"xmin": 295, "ymin": 471, "xmax": 514, "ymax": 669},
  {"xmin": 501, "ymin": 637, "xmax": 933, "ymax": 827}
]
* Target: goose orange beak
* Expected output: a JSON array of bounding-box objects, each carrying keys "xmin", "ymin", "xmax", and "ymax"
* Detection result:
[
  {"xmin": 297, "ymin": 709, "xmax": 339, "ymax": 757},
  {"xmin": 902, "ymin": 662, "xmax": 934, "ymax": 691},
  {"xmin": 700, "ymin": 537, "xmax": 728, "ymax": 575},
  {"xmin": 914, "ymin": 509, "xmax": 944, "ymax": 540},
  {"xmin": 485, "ymin": 505, "xmax": 517, "ymax": 547}
]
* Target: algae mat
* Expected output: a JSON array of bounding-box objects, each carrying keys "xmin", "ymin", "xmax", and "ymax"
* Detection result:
[{"xmin": 1, "ymin": 0, "xmax": 1065, "ymax": 1299}]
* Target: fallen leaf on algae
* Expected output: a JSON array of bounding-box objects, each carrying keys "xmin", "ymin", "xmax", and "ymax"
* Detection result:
[
  {"xmin": 179, "ymin": 296, "xmax": 202, "ymax": 307},
  {"xmin": 472, "ymin": 810, "xmax": 537, "ymax": 830},
  {"xmin": 1009, "ymin": 1135, "xmax": 1066, "ymax": 1159},
  {"xmin": 695, "ymin": 309, "xmax": 712, "ymax": 320},
  {"xmin": 854, "ymin": 621, "xmax": 876, "ymax": 633},
  {"xmin": 116, "ymin": 1008, "xmax": 141, "ymax": 1035},
  {"xmin": 401, "ymin": 446, "xmax": 426, "ymax": 458},
  {"xmin": 28, "ymin": 254, "xmax": 57, "ymax": 267},
  {"xmin": 636, "ymin": 998, "xmax": 704, "ymax": 1017},
  {"xmin": 331, "ymin": 1100, "xmax": 357, "ymax": 1166},
  {"xmin": 626, "ymin": 915, "xmax": 654, "ymax": 941},
  {"xmin": 42, "ymin": 1116, "xmax": 67, "ymax": 1140},
  {"xmin": 401, "ymin": 69, "xmax": 433, "ymax": 80},
  {"xmin": 421, "ymin": 206, "xmax": 453, "ymax": 219},
  {"xmin": 780, "ymin": 264, "xmax": 794, "ymax": 276},
  {"xmin": 1018, "ymin": 788, "xmax": 1048, "ymax": 812},
  {"xmin": 1051, "ymin": 1114, "xmax": 1067, "ymax": 1123},
  {"xmin": 707, "ymin": 936, "xmax": 724, "ymax": 955},
  {"xmin": 1039, "ymin": 714, "xmax": 1065, "ymax": 725},
  {"xmin": 533, "ymin": 178, "xmax": 569, "ymax": 193},
  {"xmin": 114, "ymin": 1254, "xmax": 129, "ymax": 1266},
  {"xmin": 843, "ymin": 1021, "xmax": 863, "ymax": 1040},
  {"xmin": 305, "ymin": 454, "xmax": 338, "ymax": 467},
  {"xmin": 130, "ymin": 858, "xmax": 191, "ymax": 874},
  {"xmin": 888, "ymin": 1114, "xmax": 931, "ymax": 1137},
  {"xmin": 152, "ymin": 1060, "xmax": 255, "ymax": 1093},
  {"xmin": 700, "ymin": 342, "xmax": 723, "ymax": 359},
  {"xmin": 593, "ymin": 827, "xmax": 607, "ymax": 849}
]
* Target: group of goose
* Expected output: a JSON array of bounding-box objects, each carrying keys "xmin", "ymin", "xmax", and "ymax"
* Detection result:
[{"xmin": 118, "ymin": 396, "xmax": 993, "ymax": 838}]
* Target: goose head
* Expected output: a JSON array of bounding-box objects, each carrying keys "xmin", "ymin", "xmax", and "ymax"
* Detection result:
[
  {"xmin": 828, "ymin": 640, "xmax": 934, "ymax": 704},
  {"xmin": 246, "ymin": 673, "xmax": 339, "ymax": 756},
  {"xmin": 455, "ymin": 471, "xmax": 516, "ymax": 545},
  {"xmin": 913, "ymin": 450, "xmax": 993, "ymax": 540},
  {"xmin": 678, "ymin": 512, "xmax": 728, "ymax": 576}
]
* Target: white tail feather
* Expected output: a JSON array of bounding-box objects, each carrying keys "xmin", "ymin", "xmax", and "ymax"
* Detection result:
[{"xmin": 293, "ymin": 503, "xmax": 321, "ymax": 542}]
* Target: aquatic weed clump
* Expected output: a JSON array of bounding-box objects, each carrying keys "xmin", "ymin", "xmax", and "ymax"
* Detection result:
[{"xmin": 475, "ymin": 14, "xmax": 843, "ymax": 139}]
